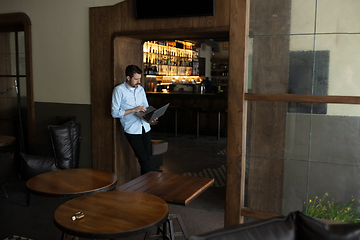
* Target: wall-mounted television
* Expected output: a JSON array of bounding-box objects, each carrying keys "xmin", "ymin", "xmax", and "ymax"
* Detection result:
[{"xmin": 135, "ymin": 0, "xmax": 215, "ymax": 19}]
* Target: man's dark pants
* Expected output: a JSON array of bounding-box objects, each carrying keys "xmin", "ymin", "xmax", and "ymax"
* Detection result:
[{"xmin": 124, "ymin": 127, "xmax": 153, "ymax": 175}]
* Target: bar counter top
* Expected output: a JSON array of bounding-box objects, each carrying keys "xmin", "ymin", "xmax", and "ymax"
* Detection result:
[{"xmin": 146, "ymin": 91, "xmax": 227, "ymax": 98}]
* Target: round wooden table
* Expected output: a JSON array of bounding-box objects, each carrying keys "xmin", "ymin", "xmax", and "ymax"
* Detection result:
[
  {"xmin": 54, "ymin": 191, "xmax": 169, "ymax": 239},
  {"xmin": 0, "ymin": 135, "xmax": 16, "ymax": 147},
  {"xmin": 26, "ymin": 168, "xmax": 118, "ymax": 198}
]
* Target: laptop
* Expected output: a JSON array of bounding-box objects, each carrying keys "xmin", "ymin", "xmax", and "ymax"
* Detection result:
[{"xmin": 136, "ymin": 103, "xmax": 170, "ymax": 123}]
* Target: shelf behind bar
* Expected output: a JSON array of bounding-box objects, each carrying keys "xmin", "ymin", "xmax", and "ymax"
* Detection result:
[{"xmin": 245, "ymin": 93, "xmax": 360, "ymax": 105}]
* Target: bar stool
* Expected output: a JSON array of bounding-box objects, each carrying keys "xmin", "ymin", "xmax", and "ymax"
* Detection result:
[
  {"xmin": 168, "ymin": 106, "xmax": 184, "ymax": 137},
  {"xmin": 192, "ymin": 105, "xmax": 208, "ymax": 138},
  {"xmin": 212, "ymin": 108, "xmax": 227, "ymax": 140},
  {"xmin": 154, "ymin": 213, "xmax": 189, "ymax": 240}
]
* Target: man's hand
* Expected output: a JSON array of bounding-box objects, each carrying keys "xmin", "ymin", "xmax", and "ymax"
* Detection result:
[
  {"xmin": 150, "ymin": 118, "xmax": 158, "ymax": 125},
  {"xmin": 124, "ymin": 106, "xmax": 147, "ymax": 116},
  {"xmin": 133, "ymin": 106, "xmax": 146, "ymax": 113}
]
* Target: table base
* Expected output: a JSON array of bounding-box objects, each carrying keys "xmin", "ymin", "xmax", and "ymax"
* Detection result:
[{"xmin": 147, "ymin": 214, "xmax": 189, "ymax": 240}]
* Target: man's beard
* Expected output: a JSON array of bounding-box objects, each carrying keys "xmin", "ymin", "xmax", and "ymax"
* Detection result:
[{"xmin": 128, "ymin": 82, "xmax": 139, "ymax": 88}]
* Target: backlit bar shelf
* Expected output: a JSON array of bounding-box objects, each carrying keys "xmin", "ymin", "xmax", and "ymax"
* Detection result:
[{"xmin": 143, "ymin": 40, "xmax": 198, "ymax": 77}]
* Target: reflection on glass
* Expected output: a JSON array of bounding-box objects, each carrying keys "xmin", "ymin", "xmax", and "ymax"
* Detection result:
[
  {"xmin": 0, "ymin": 77, "xmax": 18, "ymax": 117},
  {"xmin": 19, "ymin": 53, "xmax": 26, "ymax": 75},
  {"xmin": 18, "ymin": 31, "xmax": 25, "ymax": 54},
  {"xmin": 315, "ymin": 34, "xmax": 360, "ymax": 97},
  {"xmin": 249, "ymin": 1, "xmax": 360, "ymax": 98},
  {"xmin": 0, "ymin": 32, "xmax": 26, "ymax": 76},
  {"xmin": 316, "ymin": 0, "xmax": 360, "ymax": 34},
  {"xmin": 246, "ymin": 100, "xmax": 360, "ymax": 215}
]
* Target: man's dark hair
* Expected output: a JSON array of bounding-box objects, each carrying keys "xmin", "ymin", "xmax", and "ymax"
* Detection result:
[{"xmin": 125, "ymin": 65, "xmax": 142, "ymax": 79}]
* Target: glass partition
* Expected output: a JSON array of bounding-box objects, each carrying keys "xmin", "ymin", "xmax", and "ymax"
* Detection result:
[
  {"xmin": 246, "ymin": 0, "xmax": 360, "ymax": 221},
  {"xmin": 249, "ymin": 0, "xmax": 360, "ymax": 97},
  {"xmin": 246, "ymin": 101, "xmax": 360, "ymax": 217}
]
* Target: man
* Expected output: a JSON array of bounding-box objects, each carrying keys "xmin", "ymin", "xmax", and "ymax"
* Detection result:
[{"xmin": 111, "ymin": 65, "xmax": 152, "ymax": 175}]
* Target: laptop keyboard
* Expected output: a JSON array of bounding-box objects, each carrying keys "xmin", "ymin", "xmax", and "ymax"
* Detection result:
[{"xmin": 143, "ymin": 112, "xmax": 153, "ymax": 121}]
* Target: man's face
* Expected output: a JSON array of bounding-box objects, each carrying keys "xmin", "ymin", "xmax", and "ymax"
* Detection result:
[{"xmin": 127, "ymin": 73, "xmax": 141, "ymax": 88}]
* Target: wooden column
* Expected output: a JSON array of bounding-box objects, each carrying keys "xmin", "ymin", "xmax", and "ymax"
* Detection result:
[
  {"xmin": 90, "ymin": 6, "xmax": 116, "ymax": 173},
  {"xmin": 246, "ymin": 0, "xmax": 291, "ymax": 215},
  {"xmin": 225, "ymin": 0, "xmax": 250, "ymax": 226}
]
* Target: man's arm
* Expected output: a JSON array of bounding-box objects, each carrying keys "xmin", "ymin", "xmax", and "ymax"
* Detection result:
[
  {"xmin": 111, "ymin": 87, "xmax": 147, "ymax": 118},
  {"xmin": 111, "ymin": 87, "xmax": 125, "ymax": 118}
]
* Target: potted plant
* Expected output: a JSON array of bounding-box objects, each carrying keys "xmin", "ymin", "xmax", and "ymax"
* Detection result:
[{"xmin": 304, "ymin": 193, "xmax": 360, "ymax": 223}]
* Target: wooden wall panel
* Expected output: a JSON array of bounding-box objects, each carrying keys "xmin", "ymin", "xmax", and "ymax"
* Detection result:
[
  {"xmin": 90, "ymin": 6, "xmax": 115, "ymax": 172},
  {"xmin": 110, "ymin": 0, "xmax": 229, "ymax": 33},
  {"xmin": 113, "ymin": 37, "xmax": 143, "ymax": 185}
]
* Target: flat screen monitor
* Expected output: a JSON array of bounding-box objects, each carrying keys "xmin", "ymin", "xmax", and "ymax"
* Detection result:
[{"xmin": 135, "ymin": 0, "xmax": 215, "ymax": 19}]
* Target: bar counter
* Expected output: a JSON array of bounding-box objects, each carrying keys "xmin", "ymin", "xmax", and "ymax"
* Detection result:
[{"xmin": 146, "ymin": 92, "xmax": 228, "ymax": 136}]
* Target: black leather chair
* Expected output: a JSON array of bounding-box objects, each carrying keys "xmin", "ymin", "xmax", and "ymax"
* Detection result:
[
  {"xmin": 21, "ymin": 120, "xmax": 81, "ymax": 180},
  {"xmin": 189, "ymin": 211, "xmax": 360, "ymax": 240},
  {"xmin": 48, "ymin": 120, "xmax": 81, "ymax": 169}
]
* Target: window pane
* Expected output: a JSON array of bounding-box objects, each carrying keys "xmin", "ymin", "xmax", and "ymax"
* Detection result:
[
  {"xmin": 18, "ymin": 31, "xmax": 25, "ymax": 54},
  {"xmin": 246, "ymin": 101, "xmax": 360, "ymax": 216},
  {"xmin": 0, "ymin": 32, "xmax": 16, "ymax": 76},
  {"xmin": 249, "ymin": 1, "xmax": 360, "ymax": 98},
  {"xmin": 0, "ymin": 77, "xmax": 18, "ymax": 118},
  {"xmin": 250, "ymin": 0, "xmax": 291, "ymax": 36},
  {"xmin": 315, "ymin": 34, "xmax": 360, "ymax": 97},
  {"xmin": 18, "ymin": 32, "xmax": 26, "ymax": 75},
  {"xmin": 316, "ymin": 0, "xmax": 360, "ymax": 34},
  {"xmin": 19, "ymin": 77, "xmax": 27, "ymax": 111},
  {"xmin": 19, "ymin": 53, "xmax": 26, "ymax": 75}
]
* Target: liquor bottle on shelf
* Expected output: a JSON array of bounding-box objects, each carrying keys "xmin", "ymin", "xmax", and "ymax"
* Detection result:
[{"xmin": 143, "ymin": 40, "xmax": 196, "ymax": 76}]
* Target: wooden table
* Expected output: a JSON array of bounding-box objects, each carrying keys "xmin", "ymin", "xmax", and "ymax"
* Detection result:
[
  {"xmin": 0, "ymin": 135, "xmax": 15, "ymax": 147},
  {"xmin": 54, "ymin": 190, "xmax": 169, "ymax": 239},
  {"xmin": 117, "ymin": 171, "xmax": 214, "ymax": 240},
  {"xmin": 117, "ymin": 171, "xmax": 214, "ymax": 206},
  {"xmin": 26, "ymin": 168, "xmax": 118, "ymax": 198}
]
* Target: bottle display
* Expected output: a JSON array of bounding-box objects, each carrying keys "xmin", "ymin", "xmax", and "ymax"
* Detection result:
[{"xmin": 143, "ymin": 40, "xmax": 196, "ymax": 76}]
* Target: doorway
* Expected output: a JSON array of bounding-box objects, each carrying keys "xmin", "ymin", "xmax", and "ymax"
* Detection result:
[
  {"xmin": 112, "ymin": 34, "xmax": 229, "ymax": 212},
  {"xmin": 0, "ymin": 13, "xmax": 34, "ymax": 159}
]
